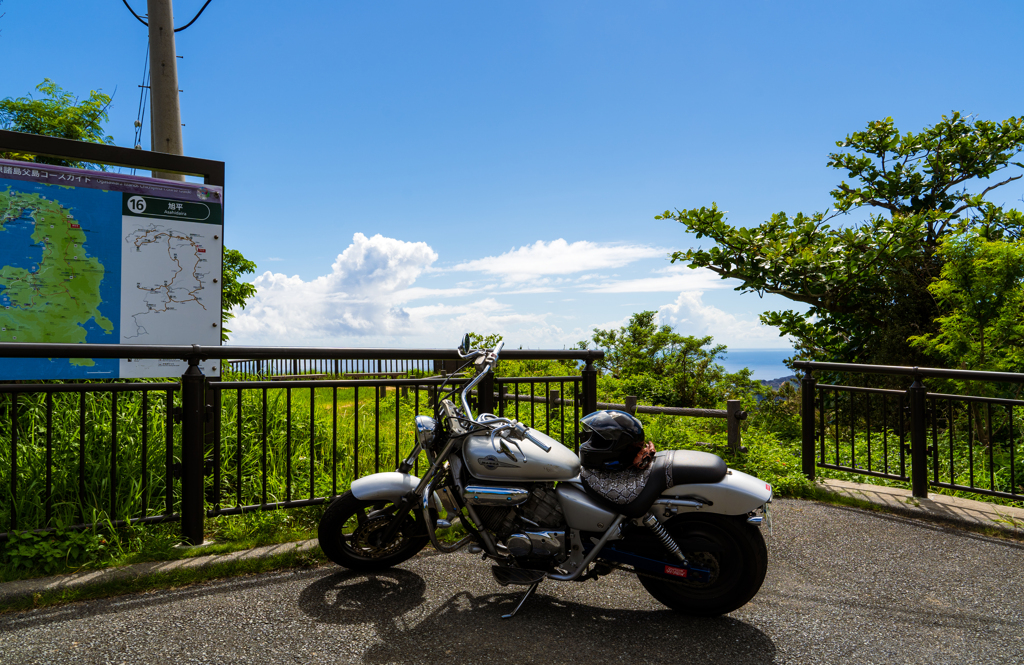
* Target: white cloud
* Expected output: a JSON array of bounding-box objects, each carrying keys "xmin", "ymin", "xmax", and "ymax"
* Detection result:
[
  {"xmin": 658, "ymin": 291, "xmax": 790, "ymax": 347},
  {"xmin": 405, "ymin": 298, "xmax": 571, "ymax": 347},
  {"xmin": 451, "ymin": 239, "xmax": 665, "ymax": 283},
  {"xmin": 230, "ymin": 233, "xmax": 437, "ymax": 345},
  {"xmin": 266, "ymin": 257, "xmax": 284, "ymax": 262},
  {"xmin": 585, "ymin": 264, "xmax": 729, "ymax": 293}
]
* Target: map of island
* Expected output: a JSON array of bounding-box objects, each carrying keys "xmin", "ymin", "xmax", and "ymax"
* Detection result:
[
  {"xmin": 123, "ymin": 224, "xmax": 211, "ymax": 339},
  {"xmin": 0, "ymin": 186, "xmax": 113, "ymax": 365}
]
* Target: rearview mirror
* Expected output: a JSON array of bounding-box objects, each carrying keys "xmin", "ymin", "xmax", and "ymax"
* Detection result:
[{"xmin": 458, "ymin": 333, "xmax": 471, "ymax": 354}]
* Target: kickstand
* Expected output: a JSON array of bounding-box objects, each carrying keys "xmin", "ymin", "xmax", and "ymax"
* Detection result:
[{"xmin": 501, "ymin": 581, "xmax": 539, "ymax": 620}]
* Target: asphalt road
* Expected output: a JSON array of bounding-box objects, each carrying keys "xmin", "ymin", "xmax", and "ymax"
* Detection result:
[{"xmin": 2, "ymin": 499, "xmax": 1024, "ymax": 665}]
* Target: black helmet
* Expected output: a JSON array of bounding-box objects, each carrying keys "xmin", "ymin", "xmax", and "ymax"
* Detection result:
[{"xmin": 579, "ymin": 410, "xmax": 645, "ymax": 471}]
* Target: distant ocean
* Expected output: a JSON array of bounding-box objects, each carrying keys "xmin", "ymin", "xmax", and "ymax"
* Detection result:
[{"xmin": 720, "ymin": 348, "xmax": 794, "ymax": 382}]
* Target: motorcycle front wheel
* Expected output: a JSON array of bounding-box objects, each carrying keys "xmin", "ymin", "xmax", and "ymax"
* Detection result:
[
  {"xmin": 318, "ymin": 491, "xmax": 429, "ymax": 571},
  {"xmin": 636, "ymin": 513, "xmax": 768, "ymax": 617}
]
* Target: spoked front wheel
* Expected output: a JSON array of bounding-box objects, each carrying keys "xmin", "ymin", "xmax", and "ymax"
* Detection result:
[
  {"xmin": 636, "ymin": 513, "xmax": 768, "ymax": 616},
  {"xmin": 318, "ymin": 491, "xmax": 429, "ymax": 571}
]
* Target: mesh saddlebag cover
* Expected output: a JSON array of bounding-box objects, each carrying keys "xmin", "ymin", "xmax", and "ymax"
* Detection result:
[{"xmin": 579, "ymin": 463, "xmax": 654, "ymax": 505}]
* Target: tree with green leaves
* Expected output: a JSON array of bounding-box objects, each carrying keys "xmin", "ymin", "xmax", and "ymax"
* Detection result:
[
  {"xmin": 0, "ymin": 79, "xmax": 114, "ymax": 169},
  {"xmin": 659, "ymin": 113, "xmax": 1024, "ymax": 367},
  {"xmin": 909, "ymin": 229, "xmax": 1024, "ymax": 377},
  {"xmin": 590, "ymin": 311, "xmax": 752, "ymax": 408},
  {"xmin": 221, "ymin": 249, "xmax": 258, "ymax": 342}
]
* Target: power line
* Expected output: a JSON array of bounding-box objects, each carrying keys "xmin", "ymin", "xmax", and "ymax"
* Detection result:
[
  {"xmin": 173, "ymin": 0, "xmax": 213, "ymax": 32},
  {"xmin": 131, "ymin": 43, "xmax": 151, "ymax": 174},
  {"xmin": 121, "ymin": 0, "xmax": 213, "ymax": 32}
]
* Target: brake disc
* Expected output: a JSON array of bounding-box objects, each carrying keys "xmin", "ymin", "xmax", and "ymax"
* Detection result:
[{"xmin": 350, "ymin": 516, "xmax": 407, "ymax": 558}]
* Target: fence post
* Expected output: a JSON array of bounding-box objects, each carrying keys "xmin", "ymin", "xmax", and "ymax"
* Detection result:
[
  {"xmin": 801, "ymin": 373, "xmax": 818, "ymax": 480},
  {"xmin": 581, "ymin": 357, "xmax": 598, "ymax": 416},
  {"xmin": 479, "ymin": 370, "xmax": 495, "ymax": 415},
  {"xmin": 726, "ymin": 400, "xmax": 742, "ymax": 454},
  {"xmin": 180, "ymin": 357, "xmax": 206, "ymax": 546},
  {"xmin": 624, "ymin": 395, "xmax": 637, "ymax": 415},
  {"xmin": 205, "ymin": 373, "xmax": 220, "ymax": 457},
  {"xmin": 909, "ymin": 375, "xmax": 929, "ymax": 498}
]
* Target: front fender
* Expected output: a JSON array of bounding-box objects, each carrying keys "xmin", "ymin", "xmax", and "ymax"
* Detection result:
[{"xmin": 350, "ymin": 472, "xmax": 421, "ymax": 501}]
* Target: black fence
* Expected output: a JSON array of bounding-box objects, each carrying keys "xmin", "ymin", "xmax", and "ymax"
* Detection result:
[
  {"xmin": 795, "ymin": 362, "xmax": 1024, "ymax": 500},
  {"xmin": 0, "ymin": 343, "xmax": 600, "ymax": 544}
]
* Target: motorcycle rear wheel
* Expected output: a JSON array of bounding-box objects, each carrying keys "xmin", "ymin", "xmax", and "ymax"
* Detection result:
[
  {"xmin": 636, "ymin": 513, "xmax": 767, "ymax": 616},
  {"xmin": 318, "ymin": 491, "xmax": 429, "ymax": 571}
]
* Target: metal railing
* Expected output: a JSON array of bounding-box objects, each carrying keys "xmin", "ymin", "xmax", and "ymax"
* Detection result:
[
  {"xmin": 225, "ymin": 357, "xmax": 441, "ymax": 380},
  {"xmin": 795, "ymin": 362, "xmax": 1024, "ymax": 500},
  {"xmin": 0, "ymin": 343, "xmax": 601, "ymax": 544}
]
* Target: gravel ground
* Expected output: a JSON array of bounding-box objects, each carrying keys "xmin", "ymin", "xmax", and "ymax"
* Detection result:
[{"xmin": 2, "ymin": 499, "xmax": 1023, "ymax": 665}]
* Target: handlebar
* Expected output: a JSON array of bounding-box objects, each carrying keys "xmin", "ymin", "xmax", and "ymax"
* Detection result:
[
  {"xmin": 458, "ymin": 342, "xmax": 504, "ymax": 419},
  {"xmin": 449, "ymin": 342, "xmax": 550, "ymax": 453},
  {"xmin": 513, "ymin": 421, "xmax": 551, "ymax": 453}
]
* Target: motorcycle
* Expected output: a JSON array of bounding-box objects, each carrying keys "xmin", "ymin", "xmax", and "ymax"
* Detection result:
[{"xmin": 317, "ymin": 336, "xmax": 771, "ymax": 618}]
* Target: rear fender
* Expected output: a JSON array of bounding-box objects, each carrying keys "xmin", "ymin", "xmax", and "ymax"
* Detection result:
[{"xmin": 658, "ymin": 468, "xmax": 772, "ymax": 517}]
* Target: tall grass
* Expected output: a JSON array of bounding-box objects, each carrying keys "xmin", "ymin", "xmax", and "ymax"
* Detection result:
[{"xmin": 0, "ymin": 373, "xmax": 578, "ymax": 535}]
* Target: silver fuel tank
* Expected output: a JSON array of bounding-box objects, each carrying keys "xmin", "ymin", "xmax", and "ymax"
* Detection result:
[{"xmin": 462, "ymin": 430, "xmax": 581, "ymax": 482}]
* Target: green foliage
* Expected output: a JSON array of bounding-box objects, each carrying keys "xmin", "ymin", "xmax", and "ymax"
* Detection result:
[
  {"xmin": 209, "ymin": 506, "xmax": 321, "ymax": 547},
  {"xmin": 910, "ymin": 228, "xmax": 1024, "ymax": 378},
  {"xmin": 0, "ymin": 79, "xmax": 115, "ymax": 169},
  {"xmin": 590, "ymin": 311, "xmax": 755, "ymax": 408},
  {"xmin": 467, "ymin": 331, "xmax": 584, "ymax": 378},
  {"xmin": 640, "ymin": 412, "xmax": 814, "ymax": 498},
  {"xmin": 221, "ymin": 248, "xmax": 258, "ymax": 342},
  {"xmin": 467, "ymin": 331, "xmax": 503, "ymax": 350},
  {"xmin": 0, "ymin": 528, "xmax": 107, "ymax": 576},
  {"xmin": 659, "ymin": 113, "xmax": 1024, "ymax": 367}
]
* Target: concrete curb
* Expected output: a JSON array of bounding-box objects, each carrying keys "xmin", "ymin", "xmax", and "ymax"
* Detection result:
[
  {"xmin": 0, "ymin": 538, "xmax": 319, "ymax": 607},
  {"xmin": 820, "ymin": 478, "xmax": 1024, "ymax": 536}
]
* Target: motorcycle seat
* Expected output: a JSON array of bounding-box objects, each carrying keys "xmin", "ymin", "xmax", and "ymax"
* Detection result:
[{"xmin": 579, "ymin": 449, "xmax": 727, "ymax": 519}]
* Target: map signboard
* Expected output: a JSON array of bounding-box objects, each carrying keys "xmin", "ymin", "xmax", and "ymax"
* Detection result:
[{"xmin": 0, "ymin": 159, "xmax": 222, "ymax": 379}]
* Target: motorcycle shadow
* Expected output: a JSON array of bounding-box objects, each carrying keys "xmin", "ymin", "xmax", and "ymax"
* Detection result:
[{"xmin": 298, "ymin": 569, "xmax": 776, "ymax": 665}]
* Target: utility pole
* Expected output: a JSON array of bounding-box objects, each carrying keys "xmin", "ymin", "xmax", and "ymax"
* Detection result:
[{"xmin": 147, "ymin": 0, "xmax": 185, "ymax": 181}]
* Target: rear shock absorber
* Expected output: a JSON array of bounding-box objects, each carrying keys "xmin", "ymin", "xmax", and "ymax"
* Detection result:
[{"xmin": 642, "ymin": 513, "xmax": 689, "ymax": 566}]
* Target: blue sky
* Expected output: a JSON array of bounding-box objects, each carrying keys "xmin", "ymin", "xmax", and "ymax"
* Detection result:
[{"xmin": 3, "ymin": 1, "xmax": 1024, "ymax": 356}]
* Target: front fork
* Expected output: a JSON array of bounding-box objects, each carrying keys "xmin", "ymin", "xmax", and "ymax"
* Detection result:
[
  {"xmin": 376, "ymin": 435, "xmax": 478, "ymax": 552},
  {"xmin": 374, "ymin": 439, "xmax": 431, "ymax": 546}
]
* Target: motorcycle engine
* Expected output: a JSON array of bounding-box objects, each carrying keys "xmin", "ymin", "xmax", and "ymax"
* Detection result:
[{"xmin": 472, "ymin": 484, "xmax": 568, "ymax": 564}]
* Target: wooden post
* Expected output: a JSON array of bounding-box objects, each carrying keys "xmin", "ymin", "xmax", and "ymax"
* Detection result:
[
  {"xmin": 624, "ymin": 395, "xmax": 637, "ymax": 415},
  {"xmin": 726, "ymin": 400, "xmax": 743, "ymax": 454}
]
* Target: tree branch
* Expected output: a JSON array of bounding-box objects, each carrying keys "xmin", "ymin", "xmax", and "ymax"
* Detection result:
[{"xmin": 948, "ymin": 174, "xmax": 1023, "ymax": 216}]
